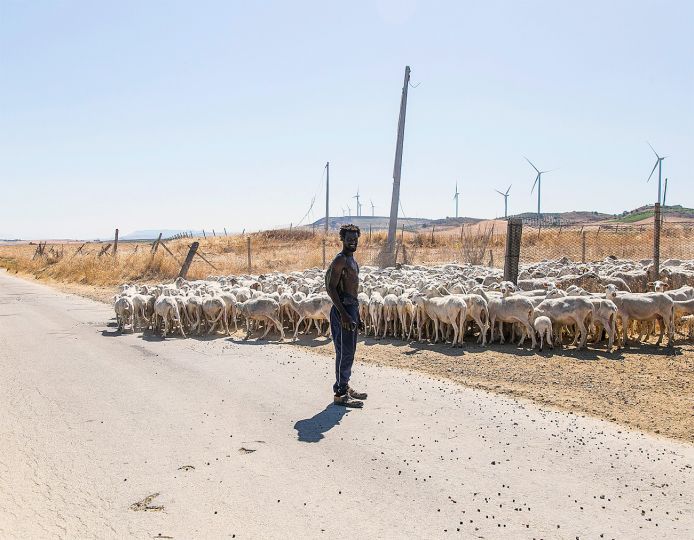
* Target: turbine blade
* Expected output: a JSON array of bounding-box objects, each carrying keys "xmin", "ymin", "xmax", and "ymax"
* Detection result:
[
  {"xmin": 647, "ymin": 141, "xmax": 660, "ymax": 159},
  {"xmin": 524, "ymin": 156, "xmax": 540, "ymax": 174},
  {"xmin": 647, "ymin": 160, "xmax": 659, "ymax": 182},
  {"xmin": 663, "ymin": 178, "xmax": 668, "ymax": 206},
  {"xmin": 506, "ymin": 184, "xmax": 512, "ymax": 195},
  {"xmin": 494, "ymin": 190, "xmax": 505, "ymax": 196},
  {"xmin": 531, "ymin": 175, "xmax": 539, "ymax": 193}
]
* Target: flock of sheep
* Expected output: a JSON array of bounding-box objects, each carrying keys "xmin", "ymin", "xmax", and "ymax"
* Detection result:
[{"xmin": 112, "ymin": 256, "xmax": 694, "ymax": 352}]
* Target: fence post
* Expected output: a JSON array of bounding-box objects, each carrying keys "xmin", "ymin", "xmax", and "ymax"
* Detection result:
[
  {"xmin": 503, "ymin": 218, "xmax": 523, "ymax": 284},
  {"xmin": 213, "ymin": 229, "xmax": 216, "ymax": 237},
  {"xmin": 247, "ymin": 237, "xmax": 252, "ymax": 273},
  {"xmin": 653, "ymin": 203, "xmax": 661, "ymax": 279},
  {"xmin": 178, "ymin": 242, "xmax": 199, "ymax": 279},
  {"xmin": 151, "ymin": 232, "xmax": 163, "ymax": 254},
  {"xmin": 202, "ymin": 229, "xmax": 206, "ymax": 239},
  {"xmin": 581, "ymin": 230, "xmax": 587, "ymax": 263},
  {"xmin": 113, "ymin": 228, "xmax": 119, "ymax": 256}
]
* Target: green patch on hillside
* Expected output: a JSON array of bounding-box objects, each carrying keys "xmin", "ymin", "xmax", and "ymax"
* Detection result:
[
  {"xmin": 618, "ymin": 210, "xmax": 654, "ymax": 223},
  {"xmin": 614, "ymin": 205, "xmax": 694, "ymax": 223}
]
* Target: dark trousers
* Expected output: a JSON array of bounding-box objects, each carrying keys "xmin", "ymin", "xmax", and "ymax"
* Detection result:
[{"xmin": 330, "ymin": 303, "xmax": 359, "ymax": 395}]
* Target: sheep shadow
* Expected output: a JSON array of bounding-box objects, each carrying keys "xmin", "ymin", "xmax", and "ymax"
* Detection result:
[
  {"xmin": 101, "ymin": 328, "xmax": 125, "ymax": 337},
  {"xmin": 228, "ymin": 331, "xmax": 331, "ymax": 348},
  {"xmin": 137, "ymin": 330, "xmax": 187, "ymax": 342},
  {"xmin": 294, "ymin": 404, "xmax": 349, "ymax": 443},
  {"xmin": 486, "ymin": 345, "xmax": 623, "ymax": 361}
]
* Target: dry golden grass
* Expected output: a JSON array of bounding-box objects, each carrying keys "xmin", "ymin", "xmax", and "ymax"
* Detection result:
[{"xmin": 1, "ymin": 222, "xmax": 691, "ymax": 287}]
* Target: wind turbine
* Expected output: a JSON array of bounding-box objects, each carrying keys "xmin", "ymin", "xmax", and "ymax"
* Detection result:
[
  {"xmin": 347, "ymin": 204, "xmax": 352, "ymax": 217},
  {"xmin": 353, "ymin": 188, "xmax": 362, "ymax": 217},
  {"xmin": 495, "ymin": 184, "xmax": 512, "ymax": 218},
  {"xmin": 525, "ymin": 157, "xmax": 553, "ymax": 222},
  {"xmin": 370, "ymin": 199, "xmax": 375, "ymax": 217},
  {"xmin": 646, "ymin": 142, "xmax": 667, "ymax": 205},
  {"xmin": 453, "ymin": 182, "xmax": 460, "ymax": 218}
]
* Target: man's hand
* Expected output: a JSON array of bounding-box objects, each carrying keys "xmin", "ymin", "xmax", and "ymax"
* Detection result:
[{"xmin": 340, "ymin": 312, "xmax": 357, "ymax": 331}]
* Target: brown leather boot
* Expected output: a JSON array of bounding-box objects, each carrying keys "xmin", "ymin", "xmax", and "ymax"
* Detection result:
[
  {"xmin": 334, "ymin": 393, "xmax": 364, "ymax": 408},
  {"xmin": 347, "ymin": 386, "xmax": 368, "ymax": 400}
]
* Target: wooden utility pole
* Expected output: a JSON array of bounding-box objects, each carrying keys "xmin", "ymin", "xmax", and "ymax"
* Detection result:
[
  {"xmin": 179, "ymin": 242, "xmax": 199, "ymax": 279},
  {"xmin": 385, "ymin": 66, "xmax": 411, "ymax": 264},
  {"xmin": 653, "ymin": 203, "xmax": 661, "ymax": 279},
  {"xmin": 325, "ymin": 161, "xmax": 330, "ymax": 235},
  {"xmin": 503, "ymin": 218, "xmax": 523, "ymax": 284},
  {"xmin": 581, "ymin": 230, "xmax": 587, "ymax": 263},
  {"xmin": 247, "ymin": 237, "xmax": 252, "ymax": 273},
  {"xmin": 113, "ymin": 229, "xmax": 119, "ymax": 256},
  {"xmin": 323, "ymin": 161, "xmax": 329, "ymax": 269}
]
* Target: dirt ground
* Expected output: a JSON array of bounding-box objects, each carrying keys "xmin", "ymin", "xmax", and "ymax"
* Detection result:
[
  {"xmin": 297, "ymin": 335, "xmax": 693, "ymax": 444},
  {"xmin": 15, "ymin": 272, "xmax": 694, "ymax": 444}
]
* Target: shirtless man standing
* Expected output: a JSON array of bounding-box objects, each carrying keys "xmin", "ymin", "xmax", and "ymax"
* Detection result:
[{"xmin": 325, "ymin": 224, "xmax": 368, "ymax": 408}]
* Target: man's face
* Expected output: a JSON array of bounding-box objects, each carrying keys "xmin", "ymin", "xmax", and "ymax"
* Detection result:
[{"xmin": 343, "ymin": 231, "xmax": 359, "ymax": 253}]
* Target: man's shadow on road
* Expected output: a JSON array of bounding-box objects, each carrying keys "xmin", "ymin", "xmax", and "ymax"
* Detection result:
[{"xmin": 294, "ymin": 404, "xmax": 349, "ymax": 443}]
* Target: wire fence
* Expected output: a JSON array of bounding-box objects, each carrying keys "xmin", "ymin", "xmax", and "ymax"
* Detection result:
[
  {"xmin": 226, "ymin": 212, "xmax": 694, "ymax": 274},
  {"xmin": 4, "ymin": 205, "xmax": 692, "ymax": 285}
]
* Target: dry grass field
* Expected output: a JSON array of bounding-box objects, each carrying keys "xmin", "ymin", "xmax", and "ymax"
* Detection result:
[{"xmin": 1, "ymin": 222, "xmax": 692, "ymax": 287}]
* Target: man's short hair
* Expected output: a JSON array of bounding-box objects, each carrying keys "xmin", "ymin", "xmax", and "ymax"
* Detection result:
[{"xmin": 339, "ymin": 224, "xmax": 361, "ymax": 241}]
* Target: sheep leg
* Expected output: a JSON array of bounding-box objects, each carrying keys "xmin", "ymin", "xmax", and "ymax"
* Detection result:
[
  {"xmin": 655, "ymin": 315, "xmax": 665, "ymax": 346},
  {"xmin": 517, "ymin": 325, "xmax": 526, "ymax": 346},
  {"xmin": 524, "ymin": 321, "xmax": 536, "ymax": 348},
  {"xmin": 223, "ymin": 307, "xmax": 230, "ymax": 336},
  {"xmin": 176, "ymin": 314, "xmax": 186, "ymax": 338},
  {"xmin": 621, "ymin": 316, "xmax": 630, "ymax": 347},
  {"xmin": 475, "ymin": 316, "xmax": 487, "ymax": 346},
  {"xmin": 260, "ymin": 318, "xmax": 272, "ymax": 339},
  {"xmin": 269, "ymin": 316, "xmax": 285, "ymax": 341},
  {"xmin": 293, "ymin": 316, "xmax": 305, "ymax": 341}
]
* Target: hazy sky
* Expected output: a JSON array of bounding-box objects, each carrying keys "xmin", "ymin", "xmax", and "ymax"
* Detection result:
[{"xmin": 1, "ymin": 0, "xmax": 692, "ymax": 239}]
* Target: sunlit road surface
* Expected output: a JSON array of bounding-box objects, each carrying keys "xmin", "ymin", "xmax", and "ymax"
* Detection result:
[{"xmin": 0, "ymin": 270, "xmax": 692, "ymax": 539}]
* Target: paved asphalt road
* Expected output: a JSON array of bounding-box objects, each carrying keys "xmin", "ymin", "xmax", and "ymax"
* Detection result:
[{"xmin": 0, "ymin": 270, "xmax": 692, "ymax": 539}]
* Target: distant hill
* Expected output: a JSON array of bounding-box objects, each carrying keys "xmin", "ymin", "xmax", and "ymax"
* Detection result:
[
  {"xmin": 122, "ymin": 205, "xmax": 694, "ymax": 241},
  {"xmin": 121, "ymin": 229, "xmax": 204, "ymax": 240},
  {"xmin": 613, "ymin": 204, "xmax": 694, "ymax": 223},
  {"xmin": 310, "ymin": 216, "xmax": 435, "ymax": 231},
  {"xmin": 507, "ymin": 211, "xmax": 612, "ymax": 227}
]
